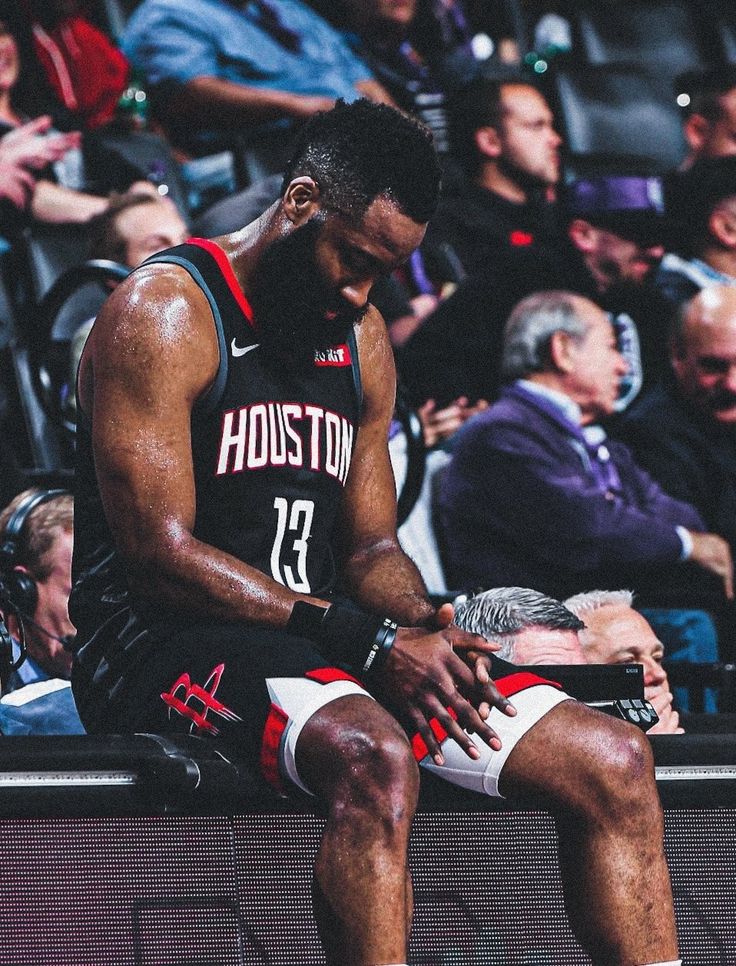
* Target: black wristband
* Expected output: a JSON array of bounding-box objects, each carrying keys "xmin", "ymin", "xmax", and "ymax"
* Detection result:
[
  {"xmin": 286, "ymin": 601, "xmax": 397, "ymax": 677},
  {"xmin": 286, "ymin": 600, "xmax": 329, "ymax": 640}
]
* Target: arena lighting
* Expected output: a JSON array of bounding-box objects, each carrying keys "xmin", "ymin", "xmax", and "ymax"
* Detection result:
[
  {"xmin": 655, "ymin": 763, "xmax": 736, "ymax": 780},
  {"xmin": 0, "ymin": 767, "xmax": 136, "ymax": 787}
]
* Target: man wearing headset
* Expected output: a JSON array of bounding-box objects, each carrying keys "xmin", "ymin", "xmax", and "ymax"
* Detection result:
[{"xmin": 0, "ymin": 488, "xmax": 75, "ymax": 691}]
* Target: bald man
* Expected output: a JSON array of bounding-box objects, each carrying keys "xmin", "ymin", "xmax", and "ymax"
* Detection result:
[{"xmin": 619, "ymin": 285, "xmax": 736, "ymax": 657}]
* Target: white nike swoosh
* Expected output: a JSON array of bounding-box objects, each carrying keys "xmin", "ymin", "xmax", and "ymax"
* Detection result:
[{"xmin": 231, "ymin": 339, "xmax": 259, "ymax": 358}]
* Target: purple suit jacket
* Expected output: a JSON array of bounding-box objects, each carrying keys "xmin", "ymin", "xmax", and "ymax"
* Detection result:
[{"xmin": 438, "ymin": 385, "xmax": 706, "ymax": 598}]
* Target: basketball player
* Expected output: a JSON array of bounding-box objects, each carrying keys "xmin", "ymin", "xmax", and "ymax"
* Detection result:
[{"xmin": 70, "ymin": 100, "xmax": 680, "ymax": 966}]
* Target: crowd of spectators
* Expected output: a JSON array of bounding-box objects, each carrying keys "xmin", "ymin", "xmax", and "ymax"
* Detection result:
[{"xmin": 2, "ymin": 0, "xmax": 736, "ymax": 741}]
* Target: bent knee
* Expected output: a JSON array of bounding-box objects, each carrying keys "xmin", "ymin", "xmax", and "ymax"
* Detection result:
[
  {"xmin": 300, "ymin": 698, "xmax": 419, "ymax": 807},
  {"xmin": 338, "ymin": 725, "xmax": 420, "ymax": 796},
  {"xmin": 573, "ymin": 711, "xmax": 660, "ymax": 819}
]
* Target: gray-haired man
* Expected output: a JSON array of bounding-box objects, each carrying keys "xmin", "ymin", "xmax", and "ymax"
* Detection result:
[{"xmin": 454, "ymin": 586, "xmax": 682, "ymax": 735}]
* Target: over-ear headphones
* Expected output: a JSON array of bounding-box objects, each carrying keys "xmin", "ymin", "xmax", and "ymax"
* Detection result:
[{"xmin": 0, "ymin": 489, "xmax": 70, "ymax": 618}]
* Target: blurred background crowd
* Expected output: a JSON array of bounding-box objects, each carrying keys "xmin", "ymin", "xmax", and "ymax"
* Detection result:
[{"xmin": 2, "ymin": 0, "xmax": 736, "ymax": 734}]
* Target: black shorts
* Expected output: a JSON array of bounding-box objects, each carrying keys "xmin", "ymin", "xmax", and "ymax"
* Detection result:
[{"xmin": 78, "ymin": 618, "xmax": 571, "ymax": 799}]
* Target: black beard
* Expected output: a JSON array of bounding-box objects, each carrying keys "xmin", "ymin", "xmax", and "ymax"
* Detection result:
[
  {"xmin": 249, "ymin": 218, "xmax": 368, "ymax": 367},
  {"xmin": 708, "ymin": 389, "xmax": 736, "ymax": 412},
  {"xmin": 497, "ymin": 154, "xmax": 551, "ymax": 195}
]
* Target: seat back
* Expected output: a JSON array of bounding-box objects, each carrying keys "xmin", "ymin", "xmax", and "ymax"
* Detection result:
[
  {"xmin": 714, "ymin": 4, "xmax": 736, "ymax": 61},
  {"xmin": 95, "ymin": 129, "xmax": 190, "ymax": 218},
  {"xmin": 20, "ymin": 223, "xmax": 91, "ymax": 305},
  {"xmin": 572, "ymin": 0, "xmax": 720, "ymax": 76},
  {"xmin": 664, "ymin": 661, "xmax": 736, "ymax": 713},
  {"xmin": 390, "ymin": 432, "xmax": 451, "ymax": 596},
  {"xmin": 554, "ymin": 63, "xmax": 687, "ymax": 171}
]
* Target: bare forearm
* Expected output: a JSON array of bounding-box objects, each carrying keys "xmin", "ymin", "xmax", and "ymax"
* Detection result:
[
  {"xmin": 122, "ymin": 530, "xmax": 328, "ymax": 626},
  {"xmin": 31, "ymin": 180, "xmax": 108, "ymax": 223},
  {"xmin": 355, "ymin": 79, "xmax": 396, "ymax": 106},
  {"xmin": 341, "ymin": 539, "xmax": 435, "ymax": 626},
  {"xmin": 171, "ymin": 77, "xmax": 336, "ymax": 127}
]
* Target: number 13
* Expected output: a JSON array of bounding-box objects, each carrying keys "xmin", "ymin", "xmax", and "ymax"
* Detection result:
[{"xmin": 270, "ymin": 497, "xmax": 315, "ymax": 592}]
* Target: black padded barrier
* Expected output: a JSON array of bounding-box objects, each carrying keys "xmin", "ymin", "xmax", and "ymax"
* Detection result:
[{"xmin": 0, "ymin": 733, "xmax": 734, "ymax": 965}]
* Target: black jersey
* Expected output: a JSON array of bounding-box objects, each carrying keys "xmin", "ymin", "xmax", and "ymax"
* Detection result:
[{"xmin": 70, "ymin": 239, "xmax": 363, "ymax": 706}]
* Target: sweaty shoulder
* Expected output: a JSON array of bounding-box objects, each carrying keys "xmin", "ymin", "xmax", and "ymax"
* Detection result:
[{"xmin": 81, "ymin": 262, "xmax": 221, "ymax": 413}]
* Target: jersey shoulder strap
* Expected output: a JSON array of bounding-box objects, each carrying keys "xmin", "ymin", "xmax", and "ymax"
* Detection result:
[
  {"xmin": 142, "ymin": 238, "xmax": 257, "ymax": 412},
  {"xmin": 142, "ymin": 238, "xmax": 363, "ymax": 410}
]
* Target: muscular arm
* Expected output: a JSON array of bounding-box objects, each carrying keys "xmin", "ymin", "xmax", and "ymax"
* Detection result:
[
  {"xmin": 163, "ymin": 76, "xmax": 394, "ymax": 132},
  {"xmin": 80, "ymin": 266, "xmax": 328, "ymax": 628},
  {"xmin": 81, "ymin": 270, "xmax": 512, "ymax": 761},
  {"xmin": 30, "ymin": 181, "xmax": 109, "ymax": 224},
  {"xmin": 166, "ymin": 77, "xmax": 338, "ymax": 129},
  {"xmin": 337, "ymin": 308, "xmax": 435, "ymax": 627}
]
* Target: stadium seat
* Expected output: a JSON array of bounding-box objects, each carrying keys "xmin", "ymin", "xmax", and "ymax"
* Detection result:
[
  {"xmin": 553, "ymin": 63, "xmax": 687, "ymax": 172},
  {"xmin": 664, "ymin": 660, "xmax": 736, "ymax": 714},
  {"xmin": 569, "ymin": 0, "xmax": 721, "ymax": 77},
  {"xmin": 714, "ymin": 3, "xmax": 736, "ymax": 62}
]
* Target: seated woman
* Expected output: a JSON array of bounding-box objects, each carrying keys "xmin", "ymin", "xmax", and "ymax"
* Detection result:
[{"xmin": 0, "ymin": 13, "xmax": 147, "ymax": 227}]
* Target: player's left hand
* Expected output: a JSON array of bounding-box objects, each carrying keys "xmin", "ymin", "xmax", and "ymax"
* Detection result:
[{"xmin": 429, "ymin": 601, "xmax": 513, "ymax": 728}]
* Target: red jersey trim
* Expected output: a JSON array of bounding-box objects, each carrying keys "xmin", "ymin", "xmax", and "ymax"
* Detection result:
[{"xmin": 187, "ymin": 237, "xmax": 255, "ymax": 326}]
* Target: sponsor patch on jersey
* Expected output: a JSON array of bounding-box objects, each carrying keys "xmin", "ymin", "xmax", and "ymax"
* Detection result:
[{"xmin": 314, "ymin": 344, "xmax": 352, "ymax": 367}]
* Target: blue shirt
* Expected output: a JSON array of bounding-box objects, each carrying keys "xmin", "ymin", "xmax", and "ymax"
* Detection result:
[
  {"xmin": 1, "ymin": 640, "xmax": 84, "ymax": 735},
  {"xmin": 123, "ymin": 0, "xmax": 372, "ymax": 100},
  {"xmin": 5, "ymin": 641, "xmax": 49, "ymax": 693}
]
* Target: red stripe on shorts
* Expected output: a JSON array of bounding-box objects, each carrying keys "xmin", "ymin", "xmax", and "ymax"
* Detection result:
[
  {"xmin": 411, "ymin": 708, "xmax": 458, "ymax": 762},
  {"xmin": 261, "ymin": 703, "xmax": 289, "ymax": 794},
  {"xmin": 494, "ymin": 671, "xmax": 562, "ymax": 697},
  {"xmin": 409, "ymin": 674, "xmax": 561, "ymax": 761},
  {"xmin": 305, "ymin": 667, "xmax": 363, "ymax": 687}
]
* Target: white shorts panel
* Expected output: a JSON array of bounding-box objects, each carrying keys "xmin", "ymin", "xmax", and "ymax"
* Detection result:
[
  {"xmin": 266, "ymin": 676, "xmax": 373, "ymax": 795},
  {"xmin": 419, "ymin": 685, "xmax": 574, "ymax": 798}
]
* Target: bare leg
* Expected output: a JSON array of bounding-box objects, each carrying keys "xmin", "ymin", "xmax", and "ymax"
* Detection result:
[
  {"xmin": 499, "ymin": 700, "xmax": 678, "ymax": 966},
  {"xmin": 297, "ymin": 694, "xmax": 419, "ymax": 966}
]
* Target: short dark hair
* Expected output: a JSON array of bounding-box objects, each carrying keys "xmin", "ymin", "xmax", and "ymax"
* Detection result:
[
  {"xmin": 281, "ymin": 98, "xmax": 441, "ymax": 224},
  {"xmin": 667, "ymin": 155, "xmax": 736, "ymax": 250},
  {"xmin": 676, "ymin": 65, "xmax": 736, "ymax": 121},
  {"xmin": 447, "ymin": 71, "xmax": 535, "ymax": 172},
  {"xmin": 87, "ymin": 191, "xmax": 161, "ymax": 264}
]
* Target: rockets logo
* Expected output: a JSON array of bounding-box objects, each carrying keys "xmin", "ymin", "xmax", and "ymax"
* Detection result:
[{"xmin": 161, "ymin": 663, "xmax": 242, "ymax": 736}]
